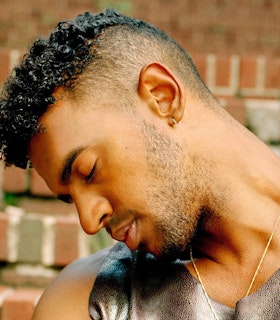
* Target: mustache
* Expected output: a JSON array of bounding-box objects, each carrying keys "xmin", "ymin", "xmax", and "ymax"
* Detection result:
[{"xmin": 106, "ymin": 209, "xmax": 139, "ymax": 234}]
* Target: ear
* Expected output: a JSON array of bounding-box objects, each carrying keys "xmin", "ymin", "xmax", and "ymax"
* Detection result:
[{"xmin": 138, "ymin": 62, "xmax": 185, "ymax": 125}]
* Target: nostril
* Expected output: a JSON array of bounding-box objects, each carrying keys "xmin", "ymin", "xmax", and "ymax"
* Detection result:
[{"xmin": 100, "ymin": 213, "xmax": 109, "ymax": 226}]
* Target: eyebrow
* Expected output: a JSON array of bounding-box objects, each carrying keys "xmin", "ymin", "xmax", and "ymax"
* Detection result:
[{"xmin": 60, "ymin": 147, "xmax": 85, "ymax": 185}]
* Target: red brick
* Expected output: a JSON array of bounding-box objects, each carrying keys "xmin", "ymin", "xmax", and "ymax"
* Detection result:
[
  {"xmin": 2, "ymin": 288, "xmax": 43, "ymax": 320},
  {"xmin": 0, "ymin": 285, "xmax": 13, "ymax": 301},
  {"xmin": 1, "ymin": 0, "xmax": 280, "ymax": 57},
  {"xmin": 2, "ymin": 166, "xmax": 26, "ymax": 193},
  {"xmin": 0, "ymin": 285, "xmax": 12, "ymax": 293},
  {"xmin": 240, "ymin": 56, "xmax": 257, "ymax": 88},
  {"xmin": 216, "ymin": 56, "xmax": 231, "ymax": 87},
  {"xmin": 30, "ymin": 169, "xmax": 53, "ymax": 197},
  {"xmin": 0, "ymin": 50, "xmax": 10, "ymax": 83},
  {"xmin": 54, "ymin": 216, "xmax": 80, "ymax": 266},
  {"xmin": 0, "ymin": 213, "xmax": 9, "ymax": 261},
  {"xmin": 265, "ymin": 57, "xmax": 280, "ymax": 88},
  {"xmin": 224, "ymin": 97, "xmax": 246, "ymax": 125}
]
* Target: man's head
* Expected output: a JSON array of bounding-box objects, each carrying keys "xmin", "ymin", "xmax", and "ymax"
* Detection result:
[
  {"xmin": 0, "ymin": 8, "xmax": 211, "ymax": 169},
  {"xmin": 0, "ymin": 9, "xmax": 217, "ymax": 258}
]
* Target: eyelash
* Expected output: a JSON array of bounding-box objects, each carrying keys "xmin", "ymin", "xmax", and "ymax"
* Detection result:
[{"xmin": 86, "ymin": 164, "xmax": 96, "ymax": 183}]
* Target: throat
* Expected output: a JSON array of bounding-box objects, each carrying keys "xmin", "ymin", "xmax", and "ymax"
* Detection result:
[
  {"xmin": 188, "ymin": 246, "xmax": 244, "ymax": 309},
  {"xmin": 187, "ymin": 209, "xmax": 280, "ymax": 309},
  {"xmin": 186, "ymin": 245, "xmax": 280, "ymax": 309}
]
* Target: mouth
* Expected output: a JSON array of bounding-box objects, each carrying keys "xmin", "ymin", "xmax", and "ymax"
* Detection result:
[{"xmin": 109, "ymin": 220, "xmax": 139, "ymax": 251}]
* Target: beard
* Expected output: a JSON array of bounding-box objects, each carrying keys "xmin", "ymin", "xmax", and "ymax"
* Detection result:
[{"xmin": 140, "ymin": 119, "xmax": 210, "ymax": 260}]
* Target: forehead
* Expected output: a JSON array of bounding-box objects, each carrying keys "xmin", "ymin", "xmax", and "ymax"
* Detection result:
[
  {"xmin": 29, "ymin": 96, "xmax": 141, "ymax": 193},
  {"xmin": 28, "ymin": 98, "xmax": 125, "ymax": 191}
]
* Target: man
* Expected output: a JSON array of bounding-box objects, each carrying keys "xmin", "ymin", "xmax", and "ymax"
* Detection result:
[{"xmin": 0, "ymin": 8, "xmax": 279, "ymax": 320}]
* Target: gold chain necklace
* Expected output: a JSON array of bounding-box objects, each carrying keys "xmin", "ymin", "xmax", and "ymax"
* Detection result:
[{"xmin": 190, "ymin": 212, "xmax": 280, "ymax": 320}]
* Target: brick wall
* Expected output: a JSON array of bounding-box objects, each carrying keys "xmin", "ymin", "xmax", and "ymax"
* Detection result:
[
  {"xmin": 0, "ymin": 203, "xmax": 114, "ymax": 320},
  {"xmin": 0, "ymin": 208, "xmax": 114, "ymax": 268},
  {"xmin": 1, "ymin": 0, "xmax": 280, "ymax": 56},
  {"xmin": 0, "ymin": 205, "xmax": 114, "ymax": 320},
  {"xmin": 0, "ymin": 286, "xmax": 43, "ymax": 320}
]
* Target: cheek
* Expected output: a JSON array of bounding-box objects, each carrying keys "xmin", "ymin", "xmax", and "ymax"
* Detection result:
[{"xmin": 104, "ymin": 166, "xmax": 148, "ymax": 207}]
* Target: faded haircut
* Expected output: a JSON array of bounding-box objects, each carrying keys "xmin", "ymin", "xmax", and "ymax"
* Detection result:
[{"xmin": 0, "ymin": 8, "xmax": 210, "ymax": 169}]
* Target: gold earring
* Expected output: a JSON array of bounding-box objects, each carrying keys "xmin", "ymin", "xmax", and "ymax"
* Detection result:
[{"xmin": 168, "ymin": 117, "xmax": 178, "ymax": 126}]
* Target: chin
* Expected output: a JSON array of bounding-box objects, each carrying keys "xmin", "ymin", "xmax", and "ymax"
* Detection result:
[
  {"xmin": 158, "ymin": 242, "xmax": 190, "ymax": 261},
  {"xmin": 138, "ymin": 243, "xmax": 182, "ymax": 262},
  {"xmin": 137, "ymin": 242, "xmax": 163, "ymax": 258}
]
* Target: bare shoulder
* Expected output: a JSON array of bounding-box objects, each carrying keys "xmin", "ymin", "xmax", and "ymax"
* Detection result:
[{"xmin": 32, "ymin": 246, "xmax": 111, "ymax": 320}]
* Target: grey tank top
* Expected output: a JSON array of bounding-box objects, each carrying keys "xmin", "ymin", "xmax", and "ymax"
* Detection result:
[{"xmin": 89, "ymin": 242, "xmax": 280, "ymax": 319}]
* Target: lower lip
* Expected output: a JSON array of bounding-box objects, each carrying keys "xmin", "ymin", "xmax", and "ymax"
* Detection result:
[{"xmin": 125, "ymin": 221, "xmax": 138, "ymax": 251}]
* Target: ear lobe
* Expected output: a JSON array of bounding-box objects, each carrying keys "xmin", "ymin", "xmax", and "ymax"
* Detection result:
[{"xmin": 138, "ymin": 62, "xmax": 184, "ymax": 123}]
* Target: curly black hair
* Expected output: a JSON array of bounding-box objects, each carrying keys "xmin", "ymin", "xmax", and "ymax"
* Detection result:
[
  {"xmin": 0, "ymin": 8, "xmax": 209, "ymax": 169},
  {"xmin": 0, "ymin": 8, "xmax": 159, "ymax": 168}
]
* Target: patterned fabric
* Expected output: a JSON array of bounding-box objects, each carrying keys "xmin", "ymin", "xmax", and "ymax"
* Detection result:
[{"xmin": 89, "ymin": 243, "xmax": 280, "ymax": 320}]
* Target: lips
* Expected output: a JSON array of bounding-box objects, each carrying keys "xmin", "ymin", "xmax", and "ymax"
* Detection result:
[
  {"xmin": 125, "ymin": 220, "xmax": 138, "ymax": 251},
  {"xmin": 110, "ymin": 220, "xmax": 139, "ymax": 251},
  {"xmin": 111, "ymin": 223, "xmax": 130, "ymax": 242}
]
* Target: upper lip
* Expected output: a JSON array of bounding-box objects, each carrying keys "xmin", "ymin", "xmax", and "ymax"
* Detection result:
[{"xmin": 107, "ymin": 222, "xmax": 132, "ymax": 242}]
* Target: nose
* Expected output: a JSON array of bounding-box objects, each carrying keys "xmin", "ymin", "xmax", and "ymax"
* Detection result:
[{"xmin": 73, "ymin": 193, "xmax": 113, "ymax": 235}]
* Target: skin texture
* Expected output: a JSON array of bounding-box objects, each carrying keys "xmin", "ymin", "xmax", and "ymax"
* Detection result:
[{"xmin": 29, "ymin": 65, "xmax": 207, "ymax": 259}]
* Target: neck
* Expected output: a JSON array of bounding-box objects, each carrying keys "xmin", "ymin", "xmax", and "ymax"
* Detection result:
[
  {"xmin": 191, "ymin": 107, "xmax": 280, "ymax": 262},
  {"xmin": 194, "ymin": 158, "xmax": 280, "ymax": 263},
  {"xmin": 188, "ymin": 154, "xmax": 280, "ymax": 307},
  {"xmin": 184, "ymin": 109, "xmax": 280, "ymax": 306},
  {"xmin": 189, "ymin": 209, "xmax": 280, "ymax": 308},
  {"xmin": 181, "ymin": 101, "xmax": 280, "ymax": 306}
]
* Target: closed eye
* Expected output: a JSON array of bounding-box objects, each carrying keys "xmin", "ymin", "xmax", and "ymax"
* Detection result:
[{"xmin": 87, "ymin": 164, "xmax": 96, "ymax": 183}]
